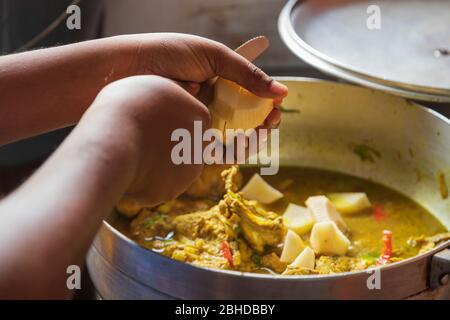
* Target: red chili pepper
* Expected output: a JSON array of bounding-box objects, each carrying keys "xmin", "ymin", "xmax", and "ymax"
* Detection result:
[
  {"xmin": 377, "ymin": 230, "xmax": 393, "ymax": 265},
  {"xmin": 373, "ymin": 204, "xmax": 386, "ymax": 221},
  {"xmin": 220, "ymin": 241, "xmax": 234, "ymax": 269}
]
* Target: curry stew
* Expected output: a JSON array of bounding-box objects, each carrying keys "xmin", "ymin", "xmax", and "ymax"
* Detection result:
[{"xmin": 113, "ymin": 166, "xmax": 449, "ymax": 275}]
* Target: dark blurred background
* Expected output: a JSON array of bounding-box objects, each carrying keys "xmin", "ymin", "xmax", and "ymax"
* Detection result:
[
  {"xmin": 0, "ymin": 0, "xmax": 104, "ymax": 166},
  {"xmin": 0, "ymin": 0, "xmax": 448, "ymax": 188}
]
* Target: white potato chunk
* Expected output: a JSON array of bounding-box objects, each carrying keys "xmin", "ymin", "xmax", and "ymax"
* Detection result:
[
  {"xmin": 283, "ymin": 203, "xmax": 315, "ymax": 235},
  {"xmin": 209, "ymin": 78, "xmax": 274, "ymax": 133},
  {"xmin": 280, "ymin": 230, "xmax": 305, "ymax": 263},
  {"xmin": 310, "ymin": 221, "xmax": 350, "ymax": 256},
  {"xmin": 240, "ymin": 174, "xmax": 283, "ymax": 204},
  {"xmin": 289, "ymin": 246, "xmax": 315, "ymax": 269},
  {"xmin": 305, "ymin": 196, "xmax": 348, "ymax": 232},
  {"xmin": 327, "ymin": 192, "xmax": 372, "ymax": 214}
]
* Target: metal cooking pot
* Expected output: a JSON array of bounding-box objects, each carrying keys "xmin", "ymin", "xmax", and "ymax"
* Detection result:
[{"xmin": 87, "ymin": 78, "xmax": 450, "ymax": 299}]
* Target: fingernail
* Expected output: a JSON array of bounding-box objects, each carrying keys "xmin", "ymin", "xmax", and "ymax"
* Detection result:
[
  {"xmin": 269, "ymin": 81, "xmax": 289, "ymax": 97},
  {"xmin": 264, "ymin": 107, "xmax": 281, "ymax": 126},
  {"xmin": 270, "ymin": 118, "xmax": 281, "ymax": 129},
  {"xmin": 273, "ymin": 97, "xmax": 284, "ymax": 106}
]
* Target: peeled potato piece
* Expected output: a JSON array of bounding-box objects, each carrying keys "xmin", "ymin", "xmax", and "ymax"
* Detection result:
[
  {"xmin": 310, "ymin": 221, "xmax": 350, "ymax": 256},
  {"xmin": 209, "ymin": 78, "xmax": 274, "ymax": 133},
  {"xmin": 280, "ymin": 230, "xmax": 305, "ymax": 263},
  {"xmin": 327, "ymin": 192, "xmax": 372, "ymax": 214},
  {"xmin": 305, "ymin": 196, "xmax": 348, "ymax": 232},
  {"xmin": 240, "ymin": 174, "xmax": 283, "ymax": 204},
  {"xmin": 283, "ymin": 203, "xmax": 315, "ymax": 235},
  {"xmin": 289, "ymin": 246, "xmax": 315, "ymax": 269}
]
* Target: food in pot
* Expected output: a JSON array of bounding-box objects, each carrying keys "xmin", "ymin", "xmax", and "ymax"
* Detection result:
[{"xmin": 113, "ymin": 166, "xmax": 449, "ymax": 275}]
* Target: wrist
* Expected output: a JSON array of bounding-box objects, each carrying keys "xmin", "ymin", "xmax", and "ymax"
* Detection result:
[
  {"xmin": 75, "ymin": 107, "xmax": 143, "ymax": 194},
  {"xmin": 108, "ymin": 34, "xmax": 157, "ymax": 77}
]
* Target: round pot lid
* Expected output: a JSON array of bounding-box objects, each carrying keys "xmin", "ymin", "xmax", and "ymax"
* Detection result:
[{"xmin": 278, "ymin": 0, "xmax": 450, "ymax": 102}]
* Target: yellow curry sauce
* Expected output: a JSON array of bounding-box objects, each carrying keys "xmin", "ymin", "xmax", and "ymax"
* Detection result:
[
  {"xmin": 245, "ymin": 167, "xmax": 446, "ymax": 260},
  {"xmin": 112, "ymin": 166, "xmax": 448, "ymax": 275}
]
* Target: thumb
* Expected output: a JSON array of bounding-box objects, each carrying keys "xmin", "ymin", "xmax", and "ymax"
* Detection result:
[{"xmin": 211, "ymin": 44, "xmax": 288, "ymax": 99}]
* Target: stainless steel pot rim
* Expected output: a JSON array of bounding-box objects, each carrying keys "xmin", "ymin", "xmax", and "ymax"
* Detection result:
[
  {"xmin": 276, "ymin": 76, "xmax": 450, "ymax": 125},
  {"xmin": 278, "ymin": 0, "xmax": 450, "ymax": 102}
]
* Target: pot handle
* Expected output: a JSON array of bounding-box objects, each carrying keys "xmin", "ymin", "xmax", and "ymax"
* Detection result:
[{"xmin": 430, "ymin": 248, "xmax": 450, "ymax": 289}]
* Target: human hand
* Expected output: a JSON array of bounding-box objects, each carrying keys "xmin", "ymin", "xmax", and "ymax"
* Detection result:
[
  {"xmin": 81, "ymin": 75, "xmax": 210, "ymax": 205},
  {"xmin": 118, "ymin": 33, "xmax": 287, "ymax": 128}
]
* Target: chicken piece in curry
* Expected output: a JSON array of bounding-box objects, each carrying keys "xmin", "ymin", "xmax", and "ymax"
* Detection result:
[{"xmin": 114, "ymin": 166, "xmax": 449, "ymax": 275}]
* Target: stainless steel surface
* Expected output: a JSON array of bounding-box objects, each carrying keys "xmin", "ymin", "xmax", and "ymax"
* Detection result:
[
  {"xmin": 278, "ymin": 0, "xmax": 450, "ymax": 102},
  {"xmin": 430, "ymin": 249, "xmax": 450, "ymax": 289},
  {"xmin": 87, "ymin": 78, "xmax": 450, "ymax": 299}
]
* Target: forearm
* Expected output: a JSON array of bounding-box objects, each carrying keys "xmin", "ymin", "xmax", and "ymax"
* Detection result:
[
  {"xmin": 0, "ymin": 32, "xmax": 286, "ymax": 146},
  {"xmin": 0, "ymin": 106, "xmax": 139, "ymax": 299},
  {"xmin": 0, "ymin": 35, "xmax": 137, "ymax": 145}
]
